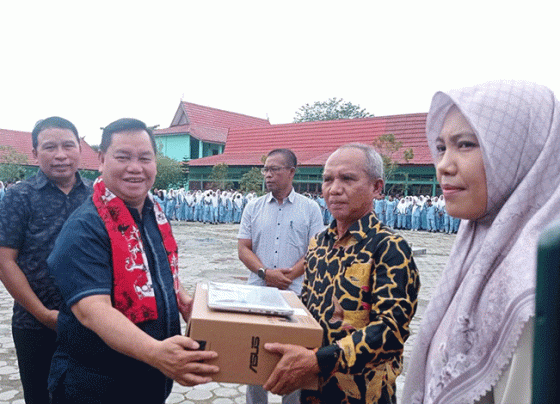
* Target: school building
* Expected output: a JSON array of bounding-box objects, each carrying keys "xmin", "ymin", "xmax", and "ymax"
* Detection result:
[
  {"xmin": 153, "ymin": 101, "xmax": 271, "ymax": 161},
  {"xmin": 154, "ymin": 102, "xmax": 438, "ymax": 196}
]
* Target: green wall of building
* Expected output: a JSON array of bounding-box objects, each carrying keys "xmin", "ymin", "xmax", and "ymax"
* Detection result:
[
  {"xmin": 156, "ymin": 134, "xmax": 192, "ymax": 161},
  {"xmin": 156, "ymin": 134, "xmax": 224, "ymax": 162},
  {"xmin": 187, "ymin": 164, "xmax": 439, "ymax": 195}
]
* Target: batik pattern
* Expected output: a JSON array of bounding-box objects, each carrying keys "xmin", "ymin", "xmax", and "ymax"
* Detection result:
[{"xmin": 302, "ymin": 212, "xmax": 420, "ymax": 404}]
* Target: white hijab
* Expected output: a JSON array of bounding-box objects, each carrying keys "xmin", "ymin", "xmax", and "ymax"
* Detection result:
[
  {"xmin": 403, "ymin": 81, "xmax": 560, "ymax": 403},
  {"xmin": 398, "ymin": 199, "xmax": 407, "ymax": 214}
]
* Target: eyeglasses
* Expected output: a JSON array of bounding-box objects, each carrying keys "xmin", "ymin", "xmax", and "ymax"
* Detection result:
[{"xmin": 261, "ymin": 166, "xmax": 291, "ymax": 175}]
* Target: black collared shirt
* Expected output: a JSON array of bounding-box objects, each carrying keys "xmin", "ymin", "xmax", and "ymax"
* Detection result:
[
  {"xmin": 47, "ymin": 196, "xmax": 180, "ymax": 402},
  {"xmin": 0, "ymin": 170, "xmax": 92, "ymax": 329}
]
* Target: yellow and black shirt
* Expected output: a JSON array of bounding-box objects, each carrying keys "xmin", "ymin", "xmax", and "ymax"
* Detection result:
[{"xmin": 301, "ymin": 212, "xmax": 420, "ymax": 404}]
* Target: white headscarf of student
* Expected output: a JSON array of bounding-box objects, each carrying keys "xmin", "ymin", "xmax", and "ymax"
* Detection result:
[{"xmin": 403, "ymin": 80, "xmax": 560, "ymax": 404}]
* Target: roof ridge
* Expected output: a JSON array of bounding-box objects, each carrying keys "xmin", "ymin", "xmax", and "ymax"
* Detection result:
[
  {"xmin": 226, "ymin": 112, "xmax": 428, "ymax": 131},
  {"xmin": 182, "ymin": 101, "xmax": 269, "ymax": 122}
]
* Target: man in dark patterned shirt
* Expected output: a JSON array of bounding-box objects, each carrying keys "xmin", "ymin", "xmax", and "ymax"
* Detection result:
[
  {"xmin": 264, "ymin": 143, "xmax": 420, "ymax": 404},
  {"xmin": 0, "ymin": 117, "xmax": 92, "ymax": 404}
]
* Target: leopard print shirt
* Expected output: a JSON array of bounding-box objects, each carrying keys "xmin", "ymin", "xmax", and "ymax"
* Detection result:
[{"xmin": 301, "ymin": 212, "xmax": 420, "ymax": 404}]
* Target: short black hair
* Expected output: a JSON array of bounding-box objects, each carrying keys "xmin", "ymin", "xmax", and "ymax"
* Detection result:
[
  {"xmin": 267, "ymin": 148, "xmax": 297, "ymax": 168},
  {"xmin": 32, "ymin": 116, "xmax": 79, "ymax": 149},
  {"xmin": 100, "ymin": 118, "xmax": 156, "ymax": 153}
]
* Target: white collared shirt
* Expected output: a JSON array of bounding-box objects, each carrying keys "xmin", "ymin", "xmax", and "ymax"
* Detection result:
[{"xmin": 238, "ymin": 188, "xmax": 324, "ymax": 293}]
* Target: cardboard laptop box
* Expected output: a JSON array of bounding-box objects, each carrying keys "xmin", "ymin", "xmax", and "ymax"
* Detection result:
[{"xmin": 188, "ymin": 282, "xmax": 323, "ymax": 388}]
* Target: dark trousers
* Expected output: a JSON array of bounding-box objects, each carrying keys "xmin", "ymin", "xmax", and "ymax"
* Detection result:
[{"xmin": 12, "ymin": 326, "xmax": 57, "ymax": 404}]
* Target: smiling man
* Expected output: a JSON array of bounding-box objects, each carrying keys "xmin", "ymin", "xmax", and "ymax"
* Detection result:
[
  {"xmin": 0, "ymin": 117, "xmax": 92, "ymax": 404},
  {"xmin": 47, "ymin": 118, "xmax": 218, "ymax": 404},
  {"xmin": 263, "ymin": 143, "xmax": 420, "ymax": 404}
]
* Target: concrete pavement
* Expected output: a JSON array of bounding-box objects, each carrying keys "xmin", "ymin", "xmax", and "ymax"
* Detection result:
[{"xmin": 0, "ymin": 222, "xmax": 455, "ymax": 403}]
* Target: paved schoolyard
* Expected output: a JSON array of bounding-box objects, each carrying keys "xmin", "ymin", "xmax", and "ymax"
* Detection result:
[{"xmin": 0, "ymin": 222, "xmax": 455, "ymax": 403}]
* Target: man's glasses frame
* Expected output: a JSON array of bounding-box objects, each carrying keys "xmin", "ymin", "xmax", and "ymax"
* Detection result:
[{"xmin": 260, "ymin": 166, "xmax": 293, "ymax": 175}]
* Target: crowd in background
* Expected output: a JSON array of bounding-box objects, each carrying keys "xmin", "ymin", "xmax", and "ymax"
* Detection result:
[
  {"xmin": 374, "ymin": 194, "xmax": 460, "ymax": 233},
  {"xmin": 152, "ymin": 188, "xmax": 252, "ymax": 224},
  {"xmin": 151, "ymin": 187, "xmax": 460, "ymax": 234},
  {"xmin": 2, "ymin": 180, "xmax": 459, "ymax": 234}
]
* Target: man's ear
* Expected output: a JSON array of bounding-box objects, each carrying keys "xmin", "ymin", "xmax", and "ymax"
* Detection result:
[
  {"xmin": 98, "ymin": 152, "xmax": 105, "ymax": 173},
  {"xmin": 372, "ymin": 178, "xmax": 384, "ymax": 197},
  {"xmin": 32, "ymin": 148, "xmax": 38, "ymax": 161},
  {"xmin": 289, "ymin": 166, "xmax": 296, "ymax": 178}
]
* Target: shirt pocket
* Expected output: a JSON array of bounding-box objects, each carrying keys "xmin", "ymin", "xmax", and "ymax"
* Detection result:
[
  {"xmin": 340, "ymin": 262, "xmax": 372, "ymax": 329},
  {"xmin": 287, "ymin": 221, "xmax": 308, "ymax": 248},
  {"xmin": 344, "ymin": 262, "xmax": 371, "ymax": 288}
]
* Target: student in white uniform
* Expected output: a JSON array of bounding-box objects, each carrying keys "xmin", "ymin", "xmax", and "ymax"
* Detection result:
[{"xmin": 404, "ymin": 80, "xmax": 560, "ymax": 404}]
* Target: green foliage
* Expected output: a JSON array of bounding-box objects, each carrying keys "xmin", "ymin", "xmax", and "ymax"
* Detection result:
[
  {"xmin": 208, "ymin": 163, "xmax": 233, "ymax": 190},
  {"xmin": 153, "ymin": 155, "xmax": 185, "ymax": 190},
  {"xmin": 0, "ymin": 146, "xmax": 29, "ymax": 182},
  {"xmin": 239, "ymin": 167, "xmax": 264, "ymax": 193},
  {"xmin": 293, "ymin": 97, "xmax": 373, "ymax": 123},
  {"xmin": 403, "ymin": 147, "xmax": 415, "ymax": 162},
  {"xmin": 371, "ymin": 133, "xmax": 414, "ymax": 194}
]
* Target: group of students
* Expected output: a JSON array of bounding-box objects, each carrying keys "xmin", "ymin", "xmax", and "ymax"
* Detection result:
[
  {"xmin": 373, "ymin": 194, "xmax": 461, "ymax": 233},
  {"xmin": 150, "ymin": 186, "xmax": 461, "ymax": 235},
  {"xmin": 4, "ymin": 171, "xmax": 462, "ymax": 236},
  {"xmin": 151, "ymin": 188, "xmax": 254, "ymax": 224}
]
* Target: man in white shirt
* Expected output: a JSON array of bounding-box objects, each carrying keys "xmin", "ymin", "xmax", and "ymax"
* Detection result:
[{"xmin": 238, "ymin": 148, "xmax": 324, "ymax": 404}]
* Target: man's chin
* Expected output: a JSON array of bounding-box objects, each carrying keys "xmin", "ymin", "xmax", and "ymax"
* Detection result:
[
  {"xmin": 329, "ymin": 210, "xmax": 346, "ymax": 221},
  {"xmin": 48, "ymin": 172, "xmax": 76, "ymax": 183}
]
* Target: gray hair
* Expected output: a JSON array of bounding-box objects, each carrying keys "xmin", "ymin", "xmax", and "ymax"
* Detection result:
[{"xmin": 337, "ymin": 143, "xmax": 384, "ymax": 182}]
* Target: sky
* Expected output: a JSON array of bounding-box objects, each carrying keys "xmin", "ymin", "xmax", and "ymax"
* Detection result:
[{"xmin": 1, "ymin": 0, "xmax": 558, "ymax": 146}]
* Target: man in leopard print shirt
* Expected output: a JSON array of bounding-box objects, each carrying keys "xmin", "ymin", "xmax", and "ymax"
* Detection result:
[{"xmin": 264, "ymin": 143, "xmax": 420, "ymax": 403}]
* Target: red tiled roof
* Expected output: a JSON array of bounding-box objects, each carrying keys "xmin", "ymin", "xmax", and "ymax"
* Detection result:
[
  {"xmin": 0, "ymin": 128, "xmax": 99, "ymax": 171},
  {"xmin": 154, "ymin": 124, "xmax": 228, "ymax": 144},
  {"xmin": 188, "ymin": 113, "xmax": 433, "ymax": 167},
  {"xmin": 154, "ymin": 101, "xmax": 271, "ymax": 144},
  {"xmin": 178, "ymin": 102, "xmax": 271, "ymax": 129}
]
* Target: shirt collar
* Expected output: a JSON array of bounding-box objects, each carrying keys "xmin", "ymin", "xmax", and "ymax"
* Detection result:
[
  {"xmin": 32, "ymin": 170, "xmax": 84, "ymax": 191},
  {"xmin": 325, "ymin": 211, "xmax": 378, "ymax": 243},
  {"xmin": 267, "ymin": 187, "xmax": 296, "ymax": 204},
  {"xmin": 126, "ymin": 196, "xmax": 154, "ymax": 224}
]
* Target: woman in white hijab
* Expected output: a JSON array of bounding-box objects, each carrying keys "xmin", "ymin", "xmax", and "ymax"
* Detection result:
[{"xmin": 403, "ymin": 81, "xmax": 560, "ymax": 404}]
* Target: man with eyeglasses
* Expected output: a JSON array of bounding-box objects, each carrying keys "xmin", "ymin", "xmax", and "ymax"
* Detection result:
[{"xmin": 238, "ymin": 148, "xmax": 324, "ymax": 404}]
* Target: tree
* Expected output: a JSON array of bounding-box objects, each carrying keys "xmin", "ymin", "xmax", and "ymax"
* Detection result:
[
  {"xmin": 153, "ymin": 155, "xmax": 184, "ymax": 190},
  {"xmin": 208, "ymin": 163, "xmax": 232, "ymax": 190},
  {"xmin": 293, "ymin": 97, "xmax": 373, "ymax": 123},
  {"xmin": 371, "ymin": 134, "xmax": 414, "ymax": 195},
  {"xmin": 239, "ymin": 167, "xmax": 264, "ymax": 194},
  {"xmin": 0, "ymin": 145, "xmax": 29, "ymax": 182}
]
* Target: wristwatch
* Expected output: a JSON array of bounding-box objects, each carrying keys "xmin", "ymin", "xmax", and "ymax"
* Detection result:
[{"xmin": 257, "ymin": 267, "xmax": 267, "ymax": 280}]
